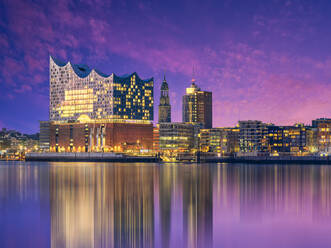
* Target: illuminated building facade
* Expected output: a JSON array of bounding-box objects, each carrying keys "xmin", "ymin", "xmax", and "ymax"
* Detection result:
[
  {"xmin": 282, "ymin": 124, "xmax": 307, "ymax": 155},
  {"xmin": 266, "ymin": 124, "xmax": 307, "ymax": 155},
  {"xmin": 199, "ymin": 127, "xmax": 239, "ymax": 155},
  {"xmin": 49, "ymin": 122, "xmax": 153, "ymax": 153},
  {"xmin": 238, "ymin": 120, "xmax": 268, "ymax": 154},
  {"xmin": 182, "ymin": 82, "xmax": 212, "ymax": 129},
  {"xmin": 153, "ymin": 125, "xmax": 160, "ymax": 152},
  {"xmin": 312, "ymin": 118, "xmax": 331, "ymax": 128},
  {"xmin": 306, "ymin": 127, "xmax": 318, "ymax": 153},
  {"xmin": 158, "ymin": 76, "xmax": 171, "ymax": 123},
  {"xmin": 50, "ymin": 56, "xmax": 153, "ymax": 122},
  {"xmin": 48, "ymin": 56, "xmax": 154, "ymax": 152},
  {"xmin": 159, "ymin": 123, "xmax": 200, "ymax": 152},
  {"xmin": 39, "ymin": 121, "xmax": 50, "ymax": 151},
  {"xmin": 266, "ymin": 125, "xmax": 285, "ymax": 154},
  {"xmin": 316, "ymin": 120, "xmax": 331, "ymax": 154}
]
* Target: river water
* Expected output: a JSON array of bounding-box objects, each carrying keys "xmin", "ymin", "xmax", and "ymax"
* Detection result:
[{"xmin": 0, "ymin": 161, "xmax": 331, "ymax": 248}]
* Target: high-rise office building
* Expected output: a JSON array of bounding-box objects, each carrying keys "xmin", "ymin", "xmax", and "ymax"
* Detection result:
[
  {"xmin": 158, "ymin": 76, "xmax": 171, "ymax": 123},
  {"xmin": 48, "ymin": 56, "xmax": 154, "ymax": 152},
  {"xmin": 182, "ymin": 81, "xmax": 212, "ymax": 128}
]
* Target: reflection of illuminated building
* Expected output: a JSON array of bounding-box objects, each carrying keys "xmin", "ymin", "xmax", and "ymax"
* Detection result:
[
  {"xmin": 159, "ymin": 166, "xmax": 174, "ymax": 248},
  {"xmin": 50, "ymin": 164, "xmax": 155, "ymax": 248},
  {"xmin": 50, "ymin": 165, "xmax": 114, "ymax": 248},
  {"xmin": 182, "ymin": 165, "xmax": 213, "ymax": 248},
  {"xmin": 3, "ymin": 163, "xmax": 331, "ymax": 247},
  {"xmin": 0, "ymin": 164, "xmax": 50, "ymax": 247},
  {"xmin": 113, "ymin": 165, "xmax": 155, "ymax": 248},
  {"xmin": 48, "ymin": 56, "xmax": 154, "ymax": 152},
  {"xmin": 213, "ymin": 164, "xmax": 331, "ymax": 223}
]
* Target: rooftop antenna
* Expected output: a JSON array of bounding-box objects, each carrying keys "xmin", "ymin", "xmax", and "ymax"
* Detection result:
[{"xmin": 192, "ymin": 65, "xmax": 196, "ymax": 83}]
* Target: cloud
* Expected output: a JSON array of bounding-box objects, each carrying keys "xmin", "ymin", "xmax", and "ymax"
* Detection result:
[
  {"xmin": 14, "ymin": 84, "xmax": 32, "ymax": 93},
  {"xmin": 0, "ymin": 34, "xmax": 9, "ymax": 49},
  {"xmin": 1, "ymin": 0, "xmax": 331, "ymax": 132},
  {"xmin": 198, "ymin": 42, "xmax": 331, "ymax": 126}
]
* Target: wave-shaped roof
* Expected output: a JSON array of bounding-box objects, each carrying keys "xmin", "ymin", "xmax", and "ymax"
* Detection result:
[
  {"xmin": 50, "ymin": 56, "xmax": 153, "ymax": 81},
  {"xmin": 50, "ymin": 56, "xmax": 110, "ymax": 78},
  {"xmin": 114, "ymin": 72, "xmax": 153, "ymax": 83}
]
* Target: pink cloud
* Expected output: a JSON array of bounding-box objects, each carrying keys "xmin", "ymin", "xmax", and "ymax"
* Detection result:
[
  {"xmin": 14, "ymin": 84, "xmax": 33, "ymax": 93},
  {"xmin": 1, "ymin": 0, "xmax": 331, "ymax": 128},
  {"xmin": 204, "ymin": 44, "xmax": 331, "ymax": 126},
  {"xmin": 0, "ymin": 34, "xmax": 9, "ymax": 49}
]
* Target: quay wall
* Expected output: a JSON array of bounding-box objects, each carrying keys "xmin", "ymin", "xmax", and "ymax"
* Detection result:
[{"xmin": 26, "ymin": 152, "xmax": 160, "ymax": 162}]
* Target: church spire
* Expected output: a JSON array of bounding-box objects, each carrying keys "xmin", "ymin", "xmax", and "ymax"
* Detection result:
[{"xmin": 158, "ymin": 75, "xmax": 171, "ymax": 123}]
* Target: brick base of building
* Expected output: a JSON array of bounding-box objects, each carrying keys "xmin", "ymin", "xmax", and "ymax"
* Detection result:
[{"xmin": 49, "ymin": 122, "xmax": 153, "ymax": 153}]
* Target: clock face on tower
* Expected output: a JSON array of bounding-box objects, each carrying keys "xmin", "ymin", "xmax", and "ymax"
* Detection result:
[{"xmin": 160, "ymin": 97, "xmax": 166, "ymax": 105}]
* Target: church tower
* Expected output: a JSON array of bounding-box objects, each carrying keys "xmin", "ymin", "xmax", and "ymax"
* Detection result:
[{"xmin": 158, "ymin": 76, "xmax": 171, "ymax": 123}]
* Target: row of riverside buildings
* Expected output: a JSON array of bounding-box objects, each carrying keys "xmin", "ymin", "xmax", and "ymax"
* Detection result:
[{"xmin": 39, "ymin": 57, "xmax": 331, "ymax": 160}]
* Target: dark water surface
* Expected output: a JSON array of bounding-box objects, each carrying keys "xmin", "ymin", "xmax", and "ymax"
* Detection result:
[{"xmin": 0, "ymin": 161, "xmax": 331, "ymax": 248}]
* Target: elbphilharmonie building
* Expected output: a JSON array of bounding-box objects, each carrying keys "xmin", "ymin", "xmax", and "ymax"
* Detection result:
[
  {"xmin": 47, "ymin": 56, "xmax": 154, "ymax": 153},
  {"xmin": 50, "ymin": 56, "xmax": 154, "ymax": 123}
]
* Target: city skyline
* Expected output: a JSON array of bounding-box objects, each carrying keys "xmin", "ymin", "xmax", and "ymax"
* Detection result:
[{"xmin": 1, "ymin": 0, "xmax": 331, "ymax": 133}]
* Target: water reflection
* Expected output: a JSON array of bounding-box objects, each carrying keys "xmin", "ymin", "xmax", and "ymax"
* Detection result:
[
  {"xmin": 0, "ymin": 162, "xmax": 50, "ymax": 248},
  {"xmin": 50, "ymin": 163, "xmax": 155, "ymax": 248},
  {"xmin": 0, "ymin": 162, "xmax": 331, "ymax": 248},
  {"xmin": 182, "ymin": 165, "xmax": 213, "ymax": 248}
]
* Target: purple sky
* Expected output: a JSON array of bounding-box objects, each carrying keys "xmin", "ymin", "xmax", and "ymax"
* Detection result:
[{"xmin": 1, "ymin": 0, "xmax": 331, "ymax": 133}]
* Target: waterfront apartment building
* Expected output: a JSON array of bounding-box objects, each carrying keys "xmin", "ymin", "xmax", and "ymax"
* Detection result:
[
  {"xmin": 158, "ymin": 76, "xmax": 171, "ymax": 123},
  {"xmin": 306, "ymin": 127, "xmax": 318, "ymax": 153},
  {"xmin": 316, "ymin": 119, "xmax": 331, "ymax": 154},
  {"xmin": 238, "ymin": 120, "xmax": 268, "ymax": 155},
  {"xmin": 48, "ymin": 56, "xmax": 154, "ymax": 152},
  {"xmin": 312, "ymin": 118, "xmax": 331, "ymax": 128},
  {"xmin": 283, "ymin": 124, "xmax": 307, "ymax": 155},
  {"xmin": 266, "ymin": 124, "xmax": 307, "ymax": 155},
  {"xmin": 199, "ymin": 128, "xmax": 239, "ymax": 155},
  {"xmin": 159, "ymin": 122, "xmax": 200, "ymax": 152},
  {"xmin": 182, "ymin": 82, "xmax": 212, "ymax": 129}
]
